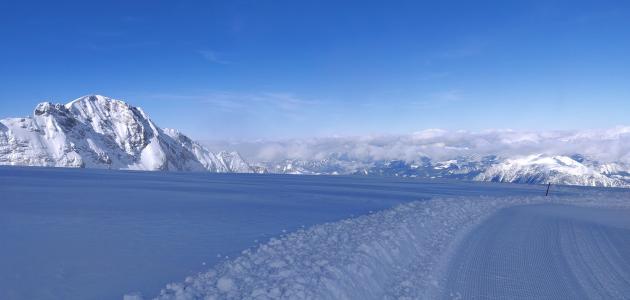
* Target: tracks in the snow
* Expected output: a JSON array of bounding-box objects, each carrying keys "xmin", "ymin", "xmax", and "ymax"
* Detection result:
[{"xmin": 442, "ymin": 204, "xmax": 630, "ymax": 299}]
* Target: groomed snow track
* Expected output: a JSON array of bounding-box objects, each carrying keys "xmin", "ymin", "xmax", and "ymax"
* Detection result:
[
  {"xmin": 147, "ymin": 193, "xmax": 630, "ymax": 300},
  {"xmin": 443, "ymin": 204, "xmax": 630, "ymax": 299}
]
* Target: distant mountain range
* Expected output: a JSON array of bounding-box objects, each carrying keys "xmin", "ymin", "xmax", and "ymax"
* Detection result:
[
  {"xmin": 257, "ymin": 153, "xmax": 629, "ymax": 187},
  {"xmin": 2, "ymin": 95, "xmax": 630, "ymax": 188},
  {"xmin": 239, "ymin": 127, "xmax": 630, "ymax": 187},
  {"xmin": 0, "ymin": 95, "xmax": 255, "ymax": 173}
]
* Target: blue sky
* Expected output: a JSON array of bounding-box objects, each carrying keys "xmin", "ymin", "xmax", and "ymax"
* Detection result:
[{"xmin": 1, "ymin": 0, "xmax": 629, "ymax": 140}]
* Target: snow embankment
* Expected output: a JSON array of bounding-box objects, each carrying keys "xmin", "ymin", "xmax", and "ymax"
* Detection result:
[{"xmin": 142, "ymin": 193, "xmax": 629, "ymax": 300}]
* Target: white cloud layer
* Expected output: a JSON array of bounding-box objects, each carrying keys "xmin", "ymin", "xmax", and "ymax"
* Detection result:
[{"xmin": 206, "ymin": 126, "xmax": 630, "ymax": 163}]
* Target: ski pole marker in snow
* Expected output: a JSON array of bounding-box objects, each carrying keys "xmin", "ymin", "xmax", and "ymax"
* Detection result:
[{"xmin": 545, "ymin": 183, "xmax": 551, "ymax": 196}]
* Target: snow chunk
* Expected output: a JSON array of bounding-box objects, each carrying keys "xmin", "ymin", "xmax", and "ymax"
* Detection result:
[
  {"xmin": 139, "ymin": 138, "xmax": 167, "ymax": 170},
  {"xmin": 123, "ymin": 293, "xmax": 144, "ymax": 300},
  {"xmin": 216, "ymin": 277, "xmax": 235, "ymax": 292}
]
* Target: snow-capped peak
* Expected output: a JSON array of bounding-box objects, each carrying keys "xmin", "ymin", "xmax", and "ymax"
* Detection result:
[
  {"xmin": 475, "ymin": 154, "xmax": 625, "ymax": 187},
  {"xmin": 0, "ymin": 95, "xmax": 256, "ymax": 173}
]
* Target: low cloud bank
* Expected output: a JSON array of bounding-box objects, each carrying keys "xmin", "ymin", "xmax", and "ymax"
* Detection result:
[{"xmin": 205, "ymin": 126, "xmax": 630, "ymax": 163}]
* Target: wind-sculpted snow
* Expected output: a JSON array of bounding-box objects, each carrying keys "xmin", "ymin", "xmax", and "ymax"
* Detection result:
[
  {"xmin": 0, "ymin": 95, "xmax": 254, "ymax": 172},
  {"xmin": 151, "ymin": 193, "xmax": 630, "ymax": 300}
]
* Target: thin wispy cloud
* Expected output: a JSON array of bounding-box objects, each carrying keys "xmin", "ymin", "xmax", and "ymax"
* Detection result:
[
  {"xmin": 432, "ymin": 37, "xmax": 486, "ymax": 60},
  {"xmin": 418, "ymin": 71, "xmax": 450, "ymax": 81},
  {"xmin": 200, "ymin": 92, "xmax": 318, "ymax": 112},
  {"xmin": 121, "ymin": 16, "xmax": 146, "ymax": 23},
  {"xmin": 412, "ymin": 90, "xmax": 463, "ymax": 109},
  {"xmin": 82, "ymin": 41, "xmax": 159, "ymax": 51},
  {"xmin": 438, "ymin": 44, "xmax": 484, "ymax": 59},
  {"xmin": 431, "ymin": 90, "xmax": 461, "ymax": 102},
  {"xmin": 86, "ymin": 30, "xmax": 125, "ymax": 38},
  {"xmin": 146, "ymin": 91, "xmax": 318, "ymax": 115},
  {"xmin": 259, "ymin": 92, "xmax": 319, "ymax": 110},
  {"xmin": 198, "ymin": 50, "xmax": 230, "ymax": 64}
]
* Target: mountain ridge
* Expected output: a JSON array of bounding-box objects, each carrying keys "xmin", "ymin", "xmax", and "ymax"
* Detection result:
[
  {"xmin": 0, "ymin": 95, "xmax": 255, "ymax": 173},
  {"xmin": 3, "ymin": 95, "xmax": 630, "ymax": 187},
  {"xmin": 253, "ymin": 153, "xmax": 630, "ymax": 188}
]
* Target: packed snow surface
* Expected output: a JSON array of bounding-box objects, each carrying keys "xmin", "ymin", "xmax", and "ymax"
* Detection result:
[
  {"xmin": 443, "ymin": 204, "xmax": 630, "ymax": 299},
  {"xmin": 1, "ymin": 167, "xmax": 629, "ymax": 299},
  {"xmin": 153, "ymin": 193, "xmax": 630, "ymax": 300}
]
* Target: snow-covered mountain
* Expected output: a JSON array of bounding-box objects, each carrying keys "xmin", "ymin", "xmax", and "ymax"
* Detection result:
[
  {"xmin": 0, "ymin": 95, "xmax": 255, "ymax": 173},
  {"xmin": 257, "ymin": 154, "xmax": 630, "ymax": 187},
  {"xmin": 474, "ymin": 154, "xmax": 626, "ymax": 187},
  {"xmin": 4, "ymin": 96, "xmax": 630, "ymax": 187},
  {"xmin": 223, "ymin": 128, "xmax": 630, "ymax": 187}
]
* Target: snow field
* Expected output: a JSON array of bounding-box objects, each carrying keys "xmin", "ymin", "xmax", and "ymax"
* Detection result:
[{"xmin": 147, "ymin": 192, "xmax": 629, "ymax": 299}]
